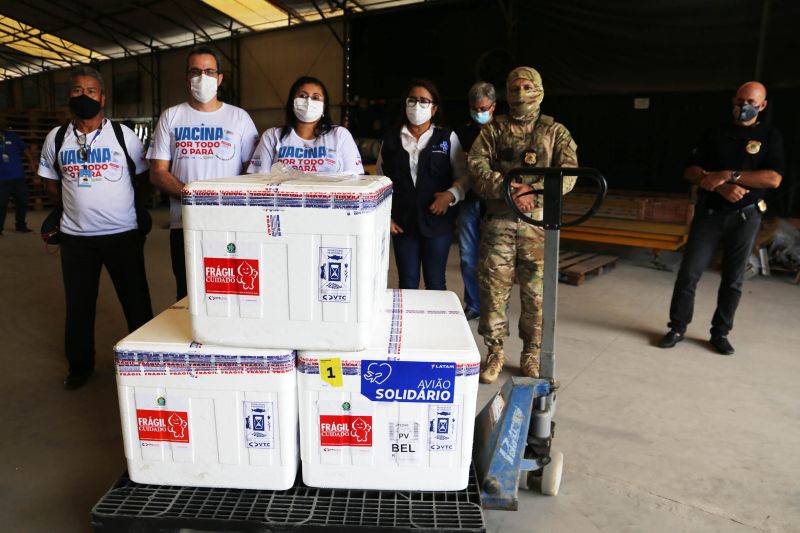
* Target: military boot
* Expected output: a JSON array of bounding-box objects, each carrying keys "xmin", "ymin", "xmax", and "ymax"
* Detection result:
[
  {"xmin": 520, "ymin": 343, "xmax": 540, "ymax": 378},
  {"xmin": 479, "ymin": 340, "xmax": 505, "ymax": 384}
]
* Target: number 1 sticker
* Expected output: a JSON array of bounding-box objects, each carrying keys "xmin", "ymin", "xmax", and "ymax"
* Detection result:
[{"xmin": 319, "ymin": 358, "xmax": 343, "ymax": 387}]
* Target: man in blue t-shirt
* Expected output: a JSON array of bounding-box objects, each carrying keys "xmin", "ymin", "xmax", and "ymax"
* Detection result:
[{"xmin": 0, "ymin": 128, "xmax": 36, "ymax": 235}]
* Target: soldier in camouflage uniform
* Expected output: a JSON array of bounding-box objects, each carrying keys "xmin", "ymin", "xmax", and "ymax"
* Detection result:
[{"xmin": 468, "ymin": 66, "xmax": 578, "ymax": 384}]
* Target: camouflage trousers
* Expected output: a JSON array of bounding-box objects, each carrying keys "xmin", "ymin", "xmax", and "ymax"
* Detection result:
[{"xmin": 477, "ymin": 216, "xmax": 544, "ymax": 347}]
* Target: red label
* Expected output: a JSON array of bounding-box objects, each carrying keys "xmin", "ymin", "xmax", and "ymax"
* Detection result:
[
  {"xmin": 319, "ymin": 415, "xmax": 373, "ymax": 447},
  {"xmin": 204, "ymin": 257, "xmax": 260, "ymax": 296},
  {"xmin": 136, "ymin": 409, "xmax": 190, "ymax": 443}
]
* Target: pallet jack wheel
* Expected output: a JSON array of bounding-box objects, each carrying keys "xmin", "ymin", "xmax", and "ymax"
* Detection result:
[{"xmin": 540, "ymin": 451, "xmax": 563, "ymax": 496}]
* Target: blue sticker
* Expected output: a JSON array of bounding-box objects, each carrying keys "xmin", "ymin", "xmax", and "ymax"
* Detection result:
[{"xmin": 360, "ymin": 360, "xmax": 456, "ymax": 403}]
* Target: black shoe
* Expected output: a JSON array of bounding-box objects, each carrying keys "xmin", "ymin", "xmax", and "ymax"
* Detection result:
[
  {"xmin": 657, "ymin": 330, "xmax": 684, "ymax": 348},
  {"xmin": 710, "ymin": 336, "xmax": 735, "ymax": 355},
  {"xmin": 63, "ymin": 369, "xmax": 93, "ymax": 390},
  {"xmin": 15, "ymin": 226, "xmax": 32, "ymax": 233},
  {"xmin": 465, "ymin": 309, "xmax": 480, "ymax": 321}
]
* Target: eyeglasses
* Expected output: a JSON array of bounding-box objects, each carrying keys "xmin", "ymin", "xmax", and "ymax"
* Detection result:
[
  {"xmin": 187, "ymin": 68, "xmax": 219, "ymax": 78},
  {"xmin": 296, "ymin": 93, "xmax": 324, "ymax": 102},
  {"xmin": 406, "ymin": 97, "xmax": 433, "ymax": 109}
]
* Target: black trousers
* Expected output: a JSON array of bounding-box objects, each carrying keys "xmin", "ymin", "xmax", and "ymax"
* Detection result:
[
  {"xmin": 60, "ymin": 230, "xmax": 153, "ymax": 373},
  {"xmin": 170, "ymin": 228, "xmax": 187, "ymax": 301},
  {"xmin": 668, "ymin": 206, "xmax": 761, "ymax": 337},
  {"xmin": 0, "ymin": 178, "xmax": 29, "ymax": 230}
]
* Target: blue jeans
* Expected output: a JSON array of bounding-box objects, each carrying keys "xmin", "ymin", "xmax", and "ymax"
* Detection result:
[
  {"xmin": 392, "ymin": 232, "xmax": 452, "ymax": 290},
  {"xmin": 458, "ymin": 198, "xmax": 481, "ymax": 313}
]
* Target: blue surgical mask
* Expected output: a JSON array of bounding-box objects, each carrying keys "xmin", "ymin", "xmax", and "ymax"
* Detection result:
[
  {"xmin": 734, "ymin": 103, "xmax": 759, "ymax": 122},
  {"xmin": 471, "ymin": 110, "xmax": 492, "ymax": 125}
]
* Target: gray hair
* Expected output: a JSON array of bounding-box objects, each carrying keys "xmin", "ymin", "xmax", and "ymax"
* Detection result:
[
  {"xmin": 468, "ymin": 81, "xmax": 496, "ymax": 107},
  {"xmin": 70, "ymin": 65, "xmax": 104, "ymax": 93}
]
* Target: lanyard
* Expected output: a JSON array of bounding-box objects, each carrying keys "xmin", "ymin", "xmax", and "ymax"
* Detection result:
[{"xmin": 75, "ymin": 122, "xmax": 103, "ymax": 167}]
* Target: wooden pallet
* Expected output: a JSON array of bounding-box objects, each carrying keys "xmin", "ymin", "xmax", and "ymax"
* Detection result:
[{"xmin": 559, "ymin": 251, "xmax": 618, "ymax": 285}]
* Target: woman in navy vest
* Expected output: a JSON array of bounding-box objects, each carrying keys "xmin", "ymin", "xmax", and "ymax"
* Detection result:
[{"xmin": 376, "ymin": 79, "xmax": 469, "ymax": 290}]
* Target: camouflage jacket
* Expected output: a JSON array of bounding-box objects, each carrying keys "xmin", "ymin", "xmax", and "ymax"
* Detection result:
[{"xmin": 467, "ymin": 114, "xmax": 578, "ymax": 216}]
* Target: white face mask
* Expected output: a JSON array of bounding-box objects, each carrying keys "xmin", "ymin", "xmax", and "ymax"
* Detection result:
[
  {"xmin": 294, "ymin": 97, "xmax": 325, "ymax": 123},
  {"xmin": 190, "ymin": 74, "xmax": 218, "ymax": 104},
  {"xmin": 406, "ymin": 104, "xmax": 432, "ymax": 126}
]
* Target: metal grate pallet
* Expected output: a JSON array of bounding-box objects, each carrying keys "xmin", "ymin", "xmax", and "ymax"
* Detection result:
[{"xmin": 91, "ymin": 466, "xmax": 485, "ymax": 533}]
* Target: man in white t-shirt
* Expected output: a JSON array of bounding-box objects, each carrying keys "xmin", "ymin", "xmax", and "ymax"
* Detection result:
[
  {"xmin": 40, "ymin": 66, "xmax": 153, "ymax": 390},
  {"xmin": 148, "ymin": 45, "xmax": 259, "ymax": 300}
]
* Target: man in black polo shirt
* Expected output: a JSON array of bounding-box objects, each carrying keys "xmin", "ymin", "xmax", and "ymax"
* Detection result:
[{"xmin": 658, "ymin": 81, "xmax": 784, "ymax": 355}]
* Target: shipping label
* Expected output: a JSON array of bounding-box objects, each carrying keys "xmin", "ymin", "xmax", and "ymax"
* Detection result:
[
  {"xmin": 244, "ymin": 401, "xmax": 274, "ymax": 449},
  {"xmin": 319, "ymin": 415, "xmax": 372, "ymax": 447},
  {"xmin": 428, "ymin": 405, "xmax": 459, "ymax": 452},
  {"xmin": 389, "ymin": 421, "xmax": 421, "ymax": 464},
  {"xmin": 137, "ymin": 409, "xmax": 190, "ymax": 443},
  {"xmin": 360, "ymin": 360, "xmax": 456, "ymax": 403},
  {"xmin": 319, "ymin": 247, "xmax": 351, "ymax": 302},
  {"xmin": 204, "ymin": 257, "xmax": 260, "ymax": 296}
]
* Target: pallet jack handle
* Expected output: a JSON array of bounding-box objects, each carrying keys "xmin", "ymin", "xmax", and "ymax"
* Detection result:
[
  {"xmin": 501, "ymin": 167, "xmax": 607, "ymax": 380},
  {"xmin": 502, "ymin": 167, "xmax": 607, "ymax": 229},
  {"xmin": 475, "ymin": 168, "xmax": 607, "ymax": 507}
]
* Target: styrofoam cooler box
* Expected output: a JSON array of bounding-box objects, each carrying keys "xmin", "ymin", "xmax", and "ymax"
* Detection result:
[
  {"xmin": 297, "ymin": 289, "xmax": 481, "ymax": 491},
  {"xmin": 182, "ymin": 172, "xmax": 392, "ymax": 350},
  {"xmin": 113, "ymin": 300, "xmax": 298, "ymax": 490}
]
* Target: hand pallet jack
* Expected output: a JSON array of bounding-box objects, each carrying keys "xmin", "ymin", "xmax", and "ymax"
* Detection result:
[{"xmin": 473, "ymin": 167, "xmax": 607, "ymax": 510}]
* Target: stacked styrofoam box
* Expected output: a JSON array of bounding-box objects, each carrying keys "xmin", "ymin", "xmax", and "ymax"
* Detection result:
[
  {"xmin": 181, "ymin": 172, "xmax": 393, "ymax": 350},
  {"xmin": 116, "ymin": 170, "xmax": 484, "ymax": 492},
  {"xmin": 114, "ymin": 300, "xmax": 298, "ymax": 489},
  {"xmin": 113, "ymin": 171, "xmax": 395, "ymax": 490},
  {"xmin": 297, "ymin": 289, "xmax": 481, "ymax": 491}
]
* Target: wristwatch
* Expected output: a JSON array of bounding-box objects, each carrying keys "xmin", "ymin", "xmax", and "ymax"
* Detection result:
[{"xmin": 731, "ymin": 170, "xmax": 742, "ymax": 183}]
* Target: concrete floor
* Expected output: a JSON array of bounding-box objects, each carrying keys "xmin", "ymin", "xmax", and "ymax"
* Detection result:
[{"xmin": 1, "ymin": 207, "xmax": 799, "ymax": 533}]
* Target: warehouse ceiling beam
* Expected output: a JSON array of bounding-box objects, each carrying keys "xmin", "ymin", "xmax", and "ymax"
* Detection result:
[
  {"xmin": 326, "ymin": 0, "xmax": 366, "ymax": 11},
  {"xmin": 0, "ymin": 49, "xmax": 37, "ymax": 77},
  {"xmin": 30, "ymin": 1, "xmax": 142, "ymax": 58},
  {"xmin": 0, "ymin": 0, "xmax": 427, "ymax": 81},
  {"xmin": 265, "ymin": 0, "xmax": 308, "ymax": 23},
  {"xmin": 145, "ymin": 0, "xmax": 228, "ymax": 46},
  {"xmin": 170, "ymin": 0, "xmax": 236, "ymax": 65},
  {"xmin": 174, "ymin": 0, "xmax": 240, "ymax": 35},
  {"xmin": 309, "ymin": 0, "xmax": 345, "ymax": 48},
  {"xmin": 14, "ymin": 0, "xmax": 170, "ymax": 54},
  {"xmin": 197, "ymin": 0, "xmax": 300, "ymax": 32},
  {"xmin": 0, "ymin": 15, "xmax": 106, "ymax": 67}
]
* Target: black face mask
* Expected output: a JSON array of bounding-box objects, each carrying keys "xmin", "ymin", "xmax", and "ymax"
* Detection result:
[{"xmin": 69, "ymin": 94, "xmax": 102, "ymax": 119}]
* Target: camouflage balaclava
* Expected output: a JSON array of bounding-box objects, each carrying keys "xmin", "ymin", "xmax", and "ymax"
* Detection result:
[{"xmin": 506, "ymin": 66, "xmax": 544, "ymax": 122}]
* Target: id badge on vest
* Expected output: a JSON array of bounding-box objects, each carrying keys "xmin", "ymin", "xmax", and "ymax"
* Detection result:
[{"xmin": 78, "ymin": 167, "xmax": 92, "ymax": 187}]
